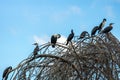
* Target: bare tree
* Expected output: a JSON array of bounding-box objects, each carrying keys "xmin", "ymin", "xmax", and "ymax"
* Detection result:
[{"xmin": 9, "ymin": 33, "xmax": 120, "ymax": 80}]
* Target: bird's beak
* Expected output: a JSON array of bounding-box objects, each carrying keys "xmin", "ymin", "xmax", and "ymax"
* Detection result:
[
  {"xmin": 32, "ymin": 43, "xmax": 36, "ymax": 45},
  {"xmin": 112, "ymin": 23, "xmax": 114, "ymax": 24},
  {"xmin": 110, "ymin": 23, "xmax": 114, "ymax": 25},
  {"xmin": 32, "ymin": 43, "xmax": 35, "ymax": 45}
]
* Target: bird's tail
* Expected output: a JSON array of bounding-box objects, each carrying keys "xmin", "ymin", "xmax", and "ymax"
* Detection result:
[
  {"xmin": 5, "ymin": 76, "xmax": 8, "ymax": 80},
  {"xmin": 52, "ymin": 44, "xmax": 55, "ymax": 48},
  {"xmin": 66, "ymin": 41, "xmax": 69, "ymax": 45}
]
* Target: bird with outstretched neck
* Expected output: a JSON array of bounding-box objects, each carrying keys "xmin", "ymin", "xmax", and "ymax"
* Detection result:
[
  {"xmin": 98, "ymin": 18, "xmax": 107, "ymax": 33},
  {"xmin": 66, "ymin": 29, "xmax": 74, "ymax": 45}
]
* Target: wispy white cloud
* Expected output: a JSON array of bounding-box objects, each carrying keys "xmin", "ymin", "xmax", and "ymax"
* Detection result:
[
  {"xmin": 33, "ymin": 35, "xmax": 67, "ymax": 45},
  {"xmin": 32, "ymin": 35, "xmax": 67, "ymax": 54},
  {"xmin": 33, "ymin": 35, "xmax": 49, "ymax": 45},
  {"xmin": 57, "ymin": 35, "xmax": 67, "ymax": 43}
]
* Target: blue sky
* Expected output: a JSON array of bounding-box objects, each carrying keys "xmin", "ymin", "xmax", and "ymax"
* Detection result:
[{"xmin": 0, "ymin": 0, "xmax": 120, "ymax": 79}]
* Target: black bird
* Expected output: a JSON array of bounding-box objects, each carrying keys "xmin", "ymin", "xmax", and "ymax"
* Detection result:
[
  {"xmin": 102, "ymin": 23, "xmax": 114, "ymax": 33},
  {"xmin": 2, "ymin": 66, "xmax": 12, "ymax": 80},
  {"xmin": 79, "ymin": 31, "xmax": 89, "ymax": 39},
  {"xmin": 66, "ymin": 29, "xmax": 74, "ymax": 45},
  {"xmin": 91, "ymin": 26, "xmax": 99, "ymax": 36},
  {"xmin": 33, "ymin": 43, "xmax": 39, "ymax": 56},
  {"xmin": 98, "ymin": 18, "xmax": 106, "ymax": 33},
  {"xmin": 51, "ymin": 34, "xmax": 61, "ymax": 48}
]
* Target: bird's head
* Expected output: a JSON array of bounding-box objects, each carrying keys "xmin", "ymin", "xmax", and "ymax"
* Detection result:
[
  {"xmin": 57, "ymin": 34, "xmax": 61, "ymax": 38},
  {"xmin": 53, "ymin": 34, "xmax": 61, "ymax": 38},
  {"xmin": 109, "ymin": 23, "xmax": 114, "ymax": 26},
  {"xmin": 103, "ymin": 18, "xmax": 106, "ymax": 21},
  {"xmin": 9, "ymin": 66, "xmax": 12, "ymax": 70},
  {"xmin": 95, "ymin": 26, "xmax": 99, "ymax": 28},
  {"xmin": 83, "ymin": 31, "xmax": 88, "ymax": 33},
  {"xmin": 8, "ymin": 66, "xmax": 12, "ymax": 71},
  {"xmin": 71, "ymin": 29, "xmax": 74, "ymax": 33},
  {"xmin": 33, "ymin": 43, "xmax": 38, "ymax": 45}
]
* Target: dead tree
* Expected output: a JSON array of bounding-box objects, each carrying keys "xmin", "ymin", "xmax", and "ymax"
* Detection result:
[{"xmin": 8, "ymin": 33, "xmax": 120, "ymax": 80}]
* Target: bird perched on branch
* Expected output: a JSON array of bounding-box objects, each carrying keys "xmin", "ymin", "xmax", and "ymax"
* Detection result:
[
  {"xmin": 66, "ymin": 29, "xmax": 74, "ymax": 45},
  {"xmin": 33, "ymin": 43, "xmax": 39, "ymax": 56},
  {"xmin": 102, "ymin": 23, "xmax": 114, "ymax": 33},
  {"xmin": 51, "ymin": 34, "xmax": 61, "ymax": 48},
  {"xmin": 98, "ymin": 18, "xmax": 106, "ymax": 33},
  {"xmin": 2, "ymin": 66, "xmax": 12, "ymax": 80},
  {"xmin": 91, "ymin": 26, "xmax": 99, "ymax": 36},
  {"xmin": 79, "ymin": 31, "xmax": 89, "ymax": 39}
]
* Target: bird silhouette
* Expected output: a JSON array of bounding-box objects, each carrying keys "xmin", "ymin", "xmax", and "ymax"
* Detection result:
[
  {"xmin": 98, "ymin": 18, "xmax": 106, "ymax": 33},
  {"xmin": 91, "ymin": 26, "xmax": 99, "ymax": 36},
  {"xmin": 51, "ymin": 34, "xmax": 61, "ymax": 48},
  {"xmin": 79, "ymin": 31, "xmax": 89, "ymax": 39},
  {"xmin": 33, "ymin": 43, "xmax": 39, "ymax": 56},
  {"xmin": 66, "ymin": 29, "xmax": 74, "ymax": 45},
  {"xmin": 2, "ymin": 66, "xmax": 12, "ymax": 80},
  {"xmin": 102, "ymin": 23, "xmax": 114, "ymax": 33}
]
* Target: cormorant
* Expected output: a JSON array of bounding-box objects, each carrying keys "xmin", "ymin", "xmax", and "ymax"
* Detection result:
[
  {"xmin": 51, "ymin": 34, "xmax": 61, "ymax": 48},
  {"xmin": 91, "ymin": 26, "xmax": 99, "ymax": 36},
  {"xmin": 79, "ymin": 31, "xmax": 89, "ymax": 39},
  {"xmin": 33, "ymin": 43, "xmax": 39, "ymax": 56},
  {"xmin": 98, "ymin": 18, "xmax": 106, "ymax": 33},
  {"xmin": 66, "ymin": 29, "xmax": 74, "ymax": 45},
  {"xmin": 102, "ymin": 23, "xmax": 114, "ymax": 33},
  {"xmin": 2, "ymin": 66, "xmax": 12, "ymax": 80}
]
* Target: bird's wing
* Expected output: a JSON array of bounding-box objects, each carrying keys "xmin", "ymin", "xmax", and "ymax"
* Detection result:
[
  {"xmin": 3, "ymin": 68, "xmax": 9, "ymax": 78},
  {"xmin": 67, "ymin": 34, "xmax": 72, "ymax": 41},
  {"xmin": 91, "ymin": 26, "xmax": 98, "ymax": 35},
  {"xmin": 102, "ymin": 26, "xmax": 113, "ymax": 33}
]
